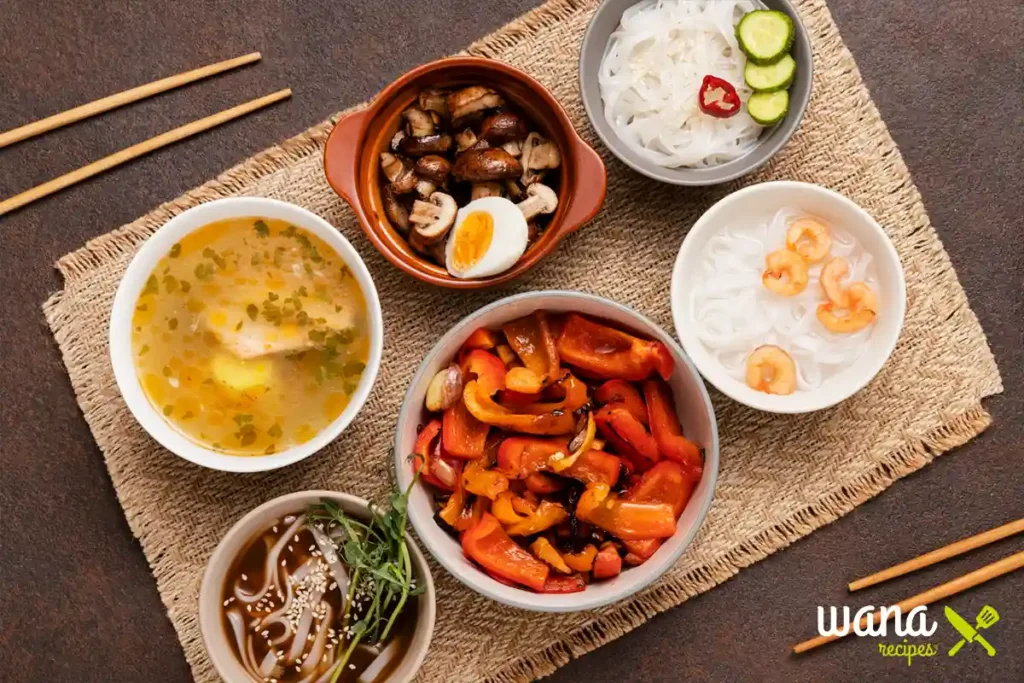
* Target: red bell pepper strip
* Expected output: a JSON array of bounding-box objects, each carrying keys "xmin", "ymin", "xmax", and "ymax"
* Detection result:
[
  {"xmin": 413, "ymin": 420, "xmax": 464, "ymax": 491},
  {"xmin": 453, "ymin": 494, "xmax": 488, "ymax": 532},
  {"xmin": 642, "ymin": 379, "xmax": 703, "ymax": 478},
  {"xmin": 461, "ymin": 327, "xmax": 498, "ymax": 352},
  {"xmin": 463, "ymin": 381, "xmax": 577, "ymax": 435},
  {"xmin": 556, "ymin": 313, "xmax": 674, "ymax": 381},
  {"xmin": 576, "ymin": 484, "xmax": 677, "ymax": 540},
  {"xmin": 626, "ymin": 460, "xmax": 696, "ymax": 517},
  {"xmin": 503, "ymin": 311, "xmax": 560, "ymax": 385},
  {"xmin": 462, "ymin": 513, "xmax": 549, "ymax": 591},
  {"xmin": 461, "ymin": 459, "xmax": 509, "ymax": 500},
  {"xmin": 443, "ymin": 399, "xmax": 489, "ymax": 459},
  {"xmin": 594, "ymin": 404, "xmax": 660, "ymax": 472},
  {"xmin": 460, "ymin": 348, "xmax": 506, "ymax": 396},
  {"xmin": 592, "ymin": 543, "xmax": 623, "ymax": 580},
  {"xmin": 564, "ymin": 449, "xmax": 623, "ymax": 487},
  {"xmin": 622, "ymin": 538, "xmax": 662, "ymax": 566},
  {"xmin": 697, "ymin": 74, "xmax": 741, "ymax": 119},
  {"xmin": 497, "ymin": 437, "xmax": 569, "ymax": 478},
  {"xmin": 505, "ymin": 500, "xmax": 569, "ymax": 536},
  {"xmin": 595, "ymin": 379, "xmax": 649, "ymax": 426},
  {"xmin": 524, "ymin": 471, "xmax": 565, "ymax": 494},
  {"xmin": 541, "ymin": 573, "xmax": 587, "ymax": 593}
]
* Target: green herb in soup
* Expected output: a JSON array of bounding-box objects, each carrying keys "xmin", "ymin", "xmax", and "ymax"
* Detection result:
[{"xmin": 131, "ymin": 217, "xmax": 369, "ymax": 456}]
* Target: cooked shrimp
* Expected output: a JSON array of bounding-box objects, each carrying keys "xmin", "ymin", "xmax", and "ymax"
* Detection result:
[
  {"xmin": 786, "ymin": 217, "xmax": 832, "ymax": 263},
  {"xmin": 820, "ymin": 256, "xmax": 851, "ymax": 307},
  {"xmin": 762, "ymin": 249, "xmax": 809, "ymax": 296},
  {"xmin": 745, "ymin": 345, "xmax": 797, "ymax": 395},
  {"xmin": 817, "ymin": 282, "xmax": 878, "ymax": 333}
]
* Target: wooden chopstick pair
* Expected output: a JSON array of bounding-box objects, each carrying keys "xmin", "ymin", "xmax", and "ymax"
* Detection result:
[
  {"xmin": 0, "ymin": 52, "xmax": 290, "ymax": 218},
  {"xmin": 793, "ymin": 518, "xmax": 1024, "ymax": 653}
]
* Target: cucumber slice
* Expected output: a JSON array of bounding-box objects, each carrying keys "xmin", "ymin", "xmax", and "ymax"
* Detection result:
[
  {"xmin": 736, "ymin": 10, "xmax": 795, "ymax": 65},
  {"xmin": 747, "ymin": 90, "xmax": 789, "ymax": 126},
  {"xmin": 744, "ymin": 54, "xmax": 796, "ymax": 92}
]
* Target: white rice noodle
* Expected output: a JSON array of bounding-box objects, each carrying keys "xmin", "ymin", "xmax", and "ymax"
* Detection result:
[
  {"xmin": 357, "ymin": 640, "xmax": 402, "ymax": 683},
  {"xmin": 599, "ymin": 0, "xmax": 767, "ymax": 168},
  {"xmin": 690, "ymin": 208, "xmax": 880, "ymax": 391},
  {"xmin": 233, "ymin": 515, "xmax": 305, "ymax": 605}
]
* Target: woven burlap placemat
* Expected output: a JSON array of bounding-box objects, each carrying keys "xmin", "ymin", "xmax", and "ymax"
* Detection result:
[{"xmin": 43, "ymin": 0, "xmax": 1002, "ymax": 681}]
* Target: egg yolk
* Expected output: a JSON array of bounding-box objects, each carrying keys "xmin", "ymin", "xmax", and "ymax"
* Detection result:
[{"xmin": 451, "ymin": 211, "xmax": 494, "ymax": 271}]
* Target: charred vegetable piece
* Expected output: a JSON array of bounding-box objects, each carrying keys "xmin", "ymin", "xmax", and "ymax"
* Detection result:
[{"xmin": 557, "ymin": 313, "xmax": 674, "ymax": 381}]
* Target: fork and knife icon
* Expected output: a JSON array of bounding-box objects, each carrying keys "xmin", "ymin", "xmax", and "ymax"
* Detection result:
[{"xmin": 945, "ymin": 605, "xmax": 999, "ymax": 657}]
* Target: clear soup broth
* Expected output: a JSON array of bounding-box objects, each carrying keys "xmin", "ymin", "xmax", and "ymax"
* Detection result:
[{"xmin": 131, "ymin": 217, "xmax": 369, "ymax": 455}]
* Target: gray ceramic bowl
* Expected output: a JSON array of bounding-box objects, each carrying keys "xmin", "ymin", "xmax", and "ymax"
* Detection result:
[{"xmin": 579, "ymin": 0, "xmax": 813, "ymax": 185}]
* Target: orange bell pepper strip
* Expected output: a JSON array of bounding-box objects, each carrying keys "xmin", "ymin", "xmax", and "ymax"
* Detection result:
[
  {"xmin": 541, "ymin": 573, "xmax": 587, "ymax": 593},
  {"xmin": 564, "ymin": 449, "xmax": 623, "ymax": 487},
  {"xmin": 530, "ymin": 537, "xmax": 572, "ymax": 574},
  {"xmin": 461, "ymin": 327, "xmax": 498, "ymax": 352},
  {"xmin": 463, "ymin": 381, "xmax": 577, "ymax": 435},
  {"xmin": 453, "ymin": 495, "xmax": 488, "ymax": 532},
  {"xmin": 592, "ymin": 542, "xmax": 623, "ymax": 580},
  {"xmin": 438, "ymin": 484, "xmax": 466, "ymax": 528},
  {"xmin": 556, "ymin": 313, "xmax": 674, "ymax": 381},
  {"xmin": 594, "ymin": 404, "xmax": 660, "ymax": 472},
  {"xmin": 562, "ymin": 544, "xmax": 598, "ymax": 573},
  {"xmin": 461, "ymin": 460, "xmax": 509, "ymax": 500},
  {"xmin": 491, "ymin": 491, "xmax": 531, "ymax": 526},
  {"xmin": 462, "ymin": 513, "xmax": 549, "ymax": 591},
  {"xmin": 413, "ymin": 420, "xmax": 464, "ymax": 491},
  {"xmin": 594, "ymin": 379, "xmax": 649, "ymax": 426},
  {"xmin": 505, "ymin": 500, "xmax": 569, "ymax": 536},
  {"xmin": 524, "ymin": 471, "xmax": 565, "ymax": 494},
  {"xmin": 627, "ymin": 460, "xmax": 696, "ymax": 517},
  {"xmin": 642, "ymin": 379, "xmax": 703, "ymax": 477},
  {"xmin": 622, "ymin": 538, "xmax": 662, "ymax": 565},
  {"xmin": 503, "ymin": 311, "xmax": 560, "ymax": 385},
  {"xmin": 460, "ymin": 349, "xmax": 506, "ymax": 396},
  {"xmin": 576, "ymin": 483, "xmax": 677, "ymax": 540},
  {"xmin": 494, "ymin": 343, "xmax": 517, "ymax": 367},
  {"xmin": 505, "ymin": 366, "xmax": 545, "ymax": 394},
  {"xmin": 497, "ymin": 437, "xmax": 568, "ymax": 478},
  {"xmin": 442, "ymin": 400, "xmax": 489, "ymax": 459}
]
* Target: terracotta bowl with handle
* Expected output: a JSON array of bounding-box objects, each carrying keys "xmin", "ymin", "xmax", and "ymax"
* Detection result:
[{"xmin": 323, "ymin": 56, "xmax": 607, "ymax": 289}]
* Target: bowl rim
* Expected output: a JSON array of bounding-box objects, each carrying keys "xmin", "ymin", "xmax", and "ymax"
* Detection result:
[
  {"xmin": 578, "ymin": 0, "xmax": 813, "ymax": 186},
  {"xmin": 392, "ymin": 290, "xmax": 720, "ymax": 612},
  {"xmin": 670, "ymin": 180, "xmax": 907, "ymax": 413},
  {"xmin": 197, "ymin": 490, "xmax": 436, "ymax": 683},
  {"xmin": 109, "ymin": 196, "xmax": 384, "ymax": 473},
  {"xmin": 323, "ymin": 55, "xmax": 607, "ymax": 289}
]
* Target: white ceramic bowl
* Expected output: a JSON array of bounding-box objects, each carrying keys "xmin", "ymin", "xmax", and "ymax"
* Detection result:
[
  {"xmin": 198, "ymin": 490, "xmax": 436, "ymax": 683},
  {"xmin": 393, "ymin": 291, "xmax": 719, "ymax": 612},
  {"xmin": 671, "ymin": 181, "xmax": 906, "ymax": 413},
  {"xmin": 110, "ymin": 197, "xmax": 384, "ymax": 472}
]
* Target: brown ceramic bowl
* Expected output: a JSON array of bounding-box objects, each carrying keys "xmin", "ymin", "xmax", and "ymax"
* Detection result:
[{"xmin": 323, "ymin": 56, "xmax": 607, "ymax": 289}]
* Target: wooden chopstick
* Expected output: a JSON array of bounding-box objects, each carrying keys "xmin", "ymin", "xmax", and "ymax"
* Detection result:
[
  {"xmin": 0, "ymin": 89, "xmax": 291, "ymax": 218},
  {"xmin": 792, "ymin": 550, "xmax": 1024, "ymax": 654},
  {"xmin": 0, "ymin": 52, "xmax": 262, "ymax": 149},
  {"xmin": 849, "ymin": 518, "xmax": 1024, "ymax": 592}
]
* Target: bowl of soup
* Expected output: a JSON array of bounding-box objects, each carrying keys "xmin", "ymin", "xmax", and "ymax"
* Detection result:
[
  {"xmin": 199, "ymin": 490, "xmax": 436, "ymax": 683},
  {"xmin": 110, "ymin": 197, "xmax": 383, "ymax": 472}
]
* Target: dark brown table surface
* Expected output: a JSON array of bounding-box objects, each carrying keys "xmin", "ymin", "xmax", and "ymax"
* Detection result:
[{"xmin": 1, "ymin": 1, "xmax": 1021, "ymax": 681}]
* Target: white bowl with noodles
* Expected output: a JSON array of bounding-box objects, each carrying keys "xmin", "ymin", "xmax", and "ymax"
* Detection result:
[
  {"xmin": 671, "ymin": 181, "xmax": 906, "ymax": 413},
  {"xmin": 109, "ymin": 197, "xmax": 383, "ymax": 472},
  {"xmin": 198, "ymin": 490, "xmax": 435, "ymax": 683}
]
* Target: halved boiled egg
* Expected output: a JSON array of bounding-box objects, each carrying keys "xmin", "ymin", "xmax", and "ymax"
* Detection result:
[{"xmin": 445, "ymin": 197, "xmax": 528, "ymax": 279}]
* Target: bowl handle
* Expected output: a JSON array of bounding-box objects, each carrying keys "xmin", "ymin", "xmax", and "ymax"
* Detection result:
[
  {"xmin": 324, "ymin": 108, "xmax": 370, "ymax": 205},
  {"xmin": 561, "ymin": 136, "xmax": 608, "ymax": 233}
]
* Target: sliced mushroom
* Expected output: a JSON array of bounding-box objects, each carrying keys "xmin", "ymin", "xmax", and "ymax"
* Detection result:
[
  {"xmin": 455, "ymin": 128, "xmax": 479, "ymax": 153},
  {"xmin": 479, "ymin": 112, "xmax": 529, "ymax": 144},
  {"xmin": 410, "ymin": 192, "xmax": 458, "ymax": 242},
  {"xmin": 390, "ymin": 129, "xmax": 406, "ymax": 151},
  {"xmin": 382, "ymin": 186, "xmax": 410, "ymax": 235},
  {"xmin": 409, "ymin": 228, "xmax": 447, "ymax": 265},
  {"xmin": 398, "ymin": 133, "xmax": 453, "ymax": 157},
  {"xmin": 504, "ymin": 179, "xmax": 525, "ymax": 201},
  {"xmin": 380, "ymin": 153, "xmax": 418, "ymax": 194},
  {"xmin": 471, "ymin": 182, "xmax": 504, "ymax": 201},
  {"xmin": 401, "ymin": 107, "xmax": 435, "ymax": 137},
  {"xmin": 414, "ymin": 155, "xmax": 452, "ymax": 184},
  {"xmin": 447, "ymin": 86, "xmax": 504, "ymax": 122},
  {"xmin": 415, "ymin": 179, "xmax": 436, "ymax": 199},
  {"xmin": 520, "ymin": 132, "xmax": 562, "ymax": 185},
  {"xmin": 501, "ymin": 140, "xmax": 523, "ymax": 157},
  {"xmin": 516, "ymin": 183, "xmax": 558, "ymax": 221},
  {"xmin": 418, "ymin": 88, "xmax": 449, "ymax": 118},
  {"xmin": 452, "ymin": 148, "xmax": 523, "ymax": 182}
]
